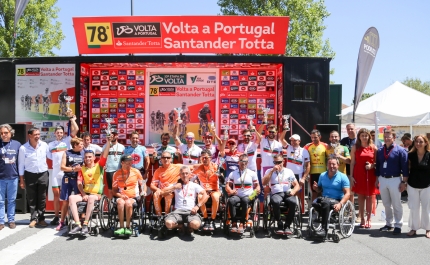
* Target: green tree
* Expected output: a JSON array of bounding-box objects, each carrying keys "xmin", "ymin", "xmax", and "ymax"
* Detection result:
[
  {"xmin": 402, "ymin": 77, "xmax": 430, "ymax": 96},
  {"xmin": 0, "ymin": 0, "xmax": 64, "ymax": 57},
  {"xmin": 217, "ymin": 0, "xmax": 335, "ymax": 58},
  {"xmin": 351, "ymin": 92, "xmax": 375, "ymax": 105}
]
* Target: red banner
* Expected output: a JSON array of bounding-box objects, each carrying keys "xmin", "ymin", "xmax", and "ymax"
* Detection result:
[{"xmin": 72, "ymin": 16, "xmax": 289, "ymax": 54}]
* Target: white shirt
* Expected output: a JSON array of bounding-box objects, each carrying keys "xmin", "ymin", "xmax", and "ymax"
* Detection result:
[
  {"xmin": 18, "ymin": 141, "xmax": 49, "ymax": 175},
  {"xmin": 260, "ymin": 138, "xmax": 283, "ymax": 168},
  {"xmin": 283, "ymin": 145, "xmax": 310, "ymax": 176},
  {"xmin": 47, "ymin": 136, "xmax": 72, "ymax": 179},
  {"xmin": 227, "ymin": 168, "xmax": 258, "ymax": 197},
  {"xmin": 84, "ymin": 143, "xmax": 103, "ymax": 154},
  {"xmin": 237, "ymin": 141, "xmax": 258, "ymax": 171},
  {"xmin": 178, "ymin": 143, "xmax": 202, "ymax": 165},
  {"xmin": 102, "ymin": 142, "xmax": 125, "ymax": 172},
  {"xmin": 174, "ymin": 182, "xmax": 203, "ymax": 211},
  {"xmin": 265, "ymin": 167, "xmax": 296, "ymax": 194}
]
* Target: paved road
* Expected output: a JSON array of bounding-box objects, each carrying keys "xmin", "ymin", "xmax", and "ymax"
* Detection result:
[{"xmin": 1, "ymin": 199, "xmax": 429, "ymax": 265}]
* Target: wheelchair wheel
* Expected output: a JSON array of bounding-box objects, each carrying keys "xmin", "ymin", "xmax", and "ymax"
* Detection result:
[
  {"xmin": 223, "ymin": 202, "xmax": 230, "ymax": 236},
  {"xmin": 139, "ymin": 197, "xmax": 146, "ymax": 233},
  {"xmin": 308, "ymin": 207, "xmax": 322, "ymax": 232},
  {"xmin": 251, "ymin": 198, "xmax": 260, "ymax": 236},
  {"xmin": 99, "ymin": 195, "xmax": 110, "ymax": 231},
  {"xmin": 262, "ymin": 194, "xmax": 270, "ymax": 232},
  {"xmin": 339, "ymin": 200, "xmax": 355, "ymax": 238},
  {"xmin": 293, "ymin": 197, "xmax": 303, "ymax": 238}
]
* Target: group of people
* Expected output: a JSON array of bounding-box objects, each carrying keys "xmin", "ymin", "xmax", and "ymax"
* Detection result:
[{"xmin": 1, "ymin": 115, "xmax": 429, "ymax": 239}]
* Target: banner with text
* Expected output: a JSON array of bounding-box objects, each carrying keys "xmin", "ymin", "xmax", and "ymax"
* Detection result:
[{"xmin": 72, "ymin": 16, "xmax": 289, "ymax": 54}]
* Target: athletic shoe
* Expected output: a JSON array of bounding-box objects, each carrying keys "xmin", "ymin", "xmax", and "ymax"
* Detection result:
[
  {"xmin": 114, "ymin": 228, "xmax": 125, "ymax": 236},
  {"xmin": 230, "ymin": 223, "xmax": 238, "ymax": 233},
  {"xmin": 29, "ymin": 220, "xmax": 37, "ymax": 228},
  {"xmin": 203, "ymin": 219, "xmax": 210, "ymax": 230},
  {"xmin": 81, "ymin": 225, "xmax": 89, "ymax": 234},
  {"xmin": 315, "ymin": 230, "xmax": 326, "ymax": 237},
  {"xmin": 50, "ymin": 216, "xmax": 60, "ymax": 226},
  {"xmin": 393, "ymin": 227, "xmax": 401, "ymax": 235},
  {"xmin": 284, "ymin": 227, "xmax": 293, "ymax": 235},
  {"xmin": 124, "ymin": 228, "xmax": 132, "ymax": 236},
  {"xmin": 276, "ymin": 221, "xmax": 284, "ymax": 235},
  {"xmin": 37, "ymin": 220, "xmax": 48, "ymax": 227},
  {"xmin": 56, "ymin": 222, "xmax": 65, "ymax": 231},
  {"xmin": 209, "ymin": 220, "xmax": 216, "ymax": 231},
  {"xmin": 69, "ymin": 226, "xmax": 82, "ymax": 235},
  {"xmin": 238, "ymin": 223, "xmax": 244, "ymax": 233},
  {"xmin": 379, "ymin": 225, "xmax": 394, "ymax": 232}
]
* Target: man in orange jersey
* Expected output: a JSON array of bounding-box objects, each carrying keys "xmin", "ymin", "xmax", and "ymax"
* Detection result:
[
  {"xmin": 150, "ymin": 151, "xmax": 183, "ymax": 219},
  {"xmin": 193, "ymin": 149, "xmax": 221, "ymax": 231},
  {"xmin": 112, "ymin": 155, "xmax": 145, "ymax": 236},
  {"xmin": 304, "ymin": 129, "xmax": 328, "ymax": 202}
]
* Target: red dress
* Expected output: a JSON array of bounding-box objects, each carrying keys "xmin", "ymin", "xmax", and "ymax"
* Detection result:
[{"xmin": 352, "ymin": 146, "xmax": 378, "ymax": 195}]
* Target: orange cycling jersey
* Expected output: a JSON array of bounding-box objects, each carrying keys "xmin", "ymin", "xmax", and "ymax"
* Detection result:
[
  {"xmin": 193, "ymin": 163, "xmax": 219, "ymax": 191},
  {"xmin": 305, "ymin": 142, "xmax": 328, "ymax": 174},
  {"xmin": 151, "ymin": 164, "xmax": 182, "ymax": 189},
  {"xmin": 112, "ymin": 168, "xmax": 143, "ymax": 198}
]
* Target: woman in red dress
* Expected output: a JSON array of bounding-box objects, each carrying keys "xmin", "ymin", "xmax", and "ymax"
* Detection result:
[{"xmin": 350, "ymin": 128, "xmax": 378, "ymax": 228}]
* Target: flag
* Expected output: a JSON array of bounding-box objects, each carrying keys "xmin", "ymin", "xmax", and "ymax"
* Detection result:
[
  {"xmin": 14, "ymin": 0, "xmax": 30, "ymax": 30},
  {"xmin": 353, "ymin": 27, "xmax": 380, "ymax": 122}
]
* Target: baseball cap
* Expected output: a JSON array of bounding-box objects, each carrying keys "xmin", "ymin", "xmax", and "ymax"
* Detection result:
[
  {"xmin": 202, "ymin": 132, "xmax": 213, "ymax": 138},
  {"xmin": 227, "ymin": 138, "xmax": 237, "ymax": 145},
  {"xmin": 120, "ymin": 155, "xmax": 133, "ymax": 162},
  {"xmin": 290, "ymin": 134, "xmax": 301, "ymax": 141}
]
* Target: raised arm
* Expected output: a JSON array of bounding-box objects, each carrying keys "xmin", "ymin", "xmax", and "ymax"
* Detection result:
[
  {"xmin": 173, "ymin": 124, "xmax": 181, "ymax": 147},
  {"xmin": 69, "ymin": 115, "xmax": 79, "ymax": 137},
  {"xmin": 279, "ymin": 129, "xmax": 288, "ymax": 146}
]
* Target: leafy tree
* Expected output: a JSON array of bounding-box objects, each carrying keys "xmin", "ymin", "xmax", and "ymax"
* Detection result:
[
  {"xmin": 402, "ymin": 77, "xmax": 430, "ymax": 96},
  {"xmin": 217, "ymin": 0, "xmax": 335, "ymax": 58},
  {"xmin": 351, "ymin": 92, "xmax": 375, "ymax": 105},
  {"xmin": 0, "ymin": 0, "xmax": 64, "ymax": 57}
]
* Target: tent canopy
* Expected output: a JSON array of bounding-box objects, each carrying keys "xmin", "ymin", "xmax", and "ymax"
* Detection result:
[{"xmin": 342, "ymin": 81, "xmax": 430, "ymax": 125}]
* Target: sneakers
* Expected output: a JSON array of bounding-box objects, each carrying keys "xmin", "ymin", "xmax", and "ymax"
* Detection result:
[
  {"xmin": 81, "ymin": 225, "xmax": 89, "ymax": 235},
  {"xmin": 124, "ymin": 228, "xmax": 132, "ymax": 236},
  {"xmin": 208, "ymin": 220, "xmax": 216, "ymax": 231},
  {"xmin": 276, "ymin": 221, "xmax": 284, "ymax": 235},
  {"xmin": 202, "ymin": 219, "xmax": 210, "ymax": 230},
  {"xmin": 0, "ymin": 224, "xmax": 4, "ymax": 230},
  {"xmin": 238, "ymin": 223, "xmax": 244, "ymax": 234},
  {"xmin": 284, "ymin": 227, "xmax": 293, "ymax": 235},
  {"xmin": 392, "ymin": 227, "xmax": 401, "ymax": 235},
  {"xmin": 37, "ymin": 220, "xmax": 48, "ymax": 227},
  {"xmin": 231, "ymin": 222, "xmax": 238, "ymax": 233},
  {"xmin": 29, "ymin": 220, "xmax": 37, "ymax": 228},
  {"xmin": 50, "ymin": 216, "xmax": 60, "ymax": 226},
  {"xmin": 379, "ymin": 225, "xmax": 394, "ymax": 232},
  {"xmin": 69, "ymin": 225, "xmax": 82, "ymax": 235},
  {"xmin": 56, "ymin": 222, "xmax": 65, "ymax": 231},
  {"xmin": 9, "ymin": 222, "xmax": 16, "ymax": 229},
  {"xmin": 315, "ymin": 229, "xmax": 326, "ymax": 237},
  {"xmin": 114, "ymin": 228, "xmax": 125, "ymax": 236}
]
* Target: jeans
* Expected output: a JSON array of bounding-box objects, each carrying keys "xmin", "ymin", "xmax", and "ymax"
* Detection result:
[{"xmin": 0, "ymin": 178, "xmax": 19, "ymax": 224}]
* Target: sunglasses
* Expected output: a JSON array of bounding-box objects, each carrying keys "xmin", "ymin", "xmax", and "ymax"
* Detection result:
[
  {"xmin": 228, "ymin": 142, "xmax": 236, "ymax": 145},
  {"xmin": 273, "ymin": 161, "xmax": 283, "ymax": 165},
  {"xmin": 239, "ymin": 160, "xmax": 248, "ymax": 163},
  {"xmin": 186, "ymin": 137, "xmax": 194, "ymax": 140},
  {"xmin": 161, "ymin": 156, "xmax": 171, "ymax": 159},
  {"xmin": 84, "ymin": 150, "xmax": 95, "ymax": 154},
  {"xmin": 268, "ymin": 131, "xmax": 276, "ymax": 134},
  {"xmin": 243, "ymin": 135, "xmax": 251, "ymax": 137},
  {"xmin": 201, "ymin": 156, "xmax": 210, "ymax": 160}
]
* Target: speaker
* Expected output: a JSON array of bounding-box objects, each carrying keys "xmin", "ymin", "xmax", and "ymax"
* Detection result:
[
  {"xmin": 8, "ymin": 123, "xmax": 32, "ymax": 144},
  {"xmin": 315, "ymin": 124, "xmax": 339, "ymax": 143}
]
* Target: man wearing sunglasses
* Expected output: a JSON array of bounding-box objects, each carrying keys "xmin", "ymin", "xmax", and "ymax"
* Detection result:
[
  {"xmin": 68, "ymin": 140, "xmax": 111, "ymax": 235},
  {"xmin": 225, "ymin": 154, "xmax": 260, "ymax": 233},
  {"xmin": 150, "ymin": 151, "xmax": 183, "ymax": 220},
  {"xmin": 193, "ymin": 150, "xmax": 220, "ymax": 230},
  {"xmin": 237, "ymin": 129, "xmax": 262, "ymax": 173},
  {"xmin": 150, "ymin": 133, "xmax": 177, "ymax": 167},
  {"xmin": 263, "ymin": 154, "xmax": 300, "ymax": 235},
  {"xmin": 174, "ymin": 125, "xmax": 202, "ymax": 165}
]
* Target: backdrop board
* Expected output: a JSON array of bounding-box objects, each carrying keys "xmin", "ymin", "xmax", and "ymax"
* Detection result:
[{"xmin": 15, "ymin": 64, "xmax": 76, "ymax": 142}]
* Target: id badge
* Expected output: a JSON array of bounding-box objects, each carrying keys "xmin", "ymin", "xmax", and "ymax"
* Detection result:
[
  {"xmin": 383, "ymin": 162, "xmax": 387, "ymax": 168},
  {"xmin": 4, "ymin": 158, "xmax": 9, "ymax": 164},
  {"xmin": 183, "ymin": 200, "xmax": 187, "ymax": 206},
  {"xmin": 65, "ymin": 177, "xmax": 69, "ymax": 184}
]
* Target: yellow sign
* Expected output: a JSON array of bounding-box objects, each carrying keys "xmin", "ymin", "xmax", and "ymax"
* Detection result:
[
  {"xmin": 17, "ymin": 68, "xmax": 25, "ymax": 76},
  {"xmin": 149, "ymin": 87, "xmax": 159, "ymax": 96},
  {"xmin": 84, "ymin": 23, "xmax": 113, "ymax": 46}
]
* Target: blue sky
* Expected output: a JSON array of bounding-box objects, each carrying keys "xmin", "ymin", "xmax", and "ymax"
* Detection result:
[{"xmin": 54, "ymin": 0, "xmax": 430, "ymax": 105}]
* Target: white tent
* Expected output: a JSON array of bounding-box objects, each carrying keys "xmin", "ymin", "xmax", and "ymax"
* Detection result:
[{"xmin": 342, "ymin": 81, "xmax": 430, "ymax": 125}]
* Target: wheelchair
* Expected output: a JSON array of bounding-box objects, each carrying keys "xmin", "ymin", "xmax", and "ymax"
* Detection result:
[
  {"xmin": 197, "ymin": 190, "xmax": 227, "ymax": 233},
  {"xmin": 307, "ymin": 199, "xmax": 356, "ymax": 243},
  {"xmin": 67, "ymin": 195, "xmax": 110, "ymax": 236},
  {"xmin": 147, "ymin": 195, "xmax": 175, "ymax": 238},
  {"xmin": 223, "ymin": 194, "xmax": 261, "ymax": 238},
  {"xmin": 262, "ymin": 192, "xmax": 302, "ymax": 238},
  {"xmin": 107, "ymin": 196, "xmax": 146, "ymax": 237}
]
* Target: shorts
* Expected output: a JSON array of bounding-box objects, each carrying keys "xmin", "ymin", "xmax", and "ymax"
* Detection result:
[
  {"xmin": 60, "ymin": 177, "xmax": 79, "ymax": 201},
  {"xmin": 105, "ymin": 171, "xmax": 114, "ymax": 189},
  {"xmin": 310, "ymin": 174, "xmax": 322, "ymax": 186},
  {"xmin": 165, "ymin": 209, "xmax": 202, "ymax": 225},
  {"xmin": 50, "ymin": 169, "xmax": 63, "ymax": 189}
]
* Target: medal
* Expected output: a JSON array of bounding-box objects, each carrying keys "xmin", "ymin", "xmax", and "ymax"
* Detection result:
[
  {"xmin": 114, "ymin": 157, "xmax": 117, "ymax": 161},
  {"xmin": 124, "ymin": 187, "xmax": 127, "ymax": 190},
  {"xmin": 189, "ymin": 159, "xmax": 192, "ymax": 163},
  {"xmin": 206, "ymin": 183, "xmax": 210, "ymax": 188},
  {"xmin": 241, "ymin": 187, "xmax": 244, "ymax": 190}
]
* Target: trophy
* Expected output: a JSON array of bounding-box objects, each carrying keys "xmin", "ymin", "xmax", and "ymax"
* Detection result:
[
  {"xmin": 174, "ymin": 108, "xmax": 183, "ymax": 124},
  {"xmin": 64, "ymin": 96, "xmax": 74, "ymax": 111},
  {"xmin": 331, "ymin": 142, "xmax": 340, "ymax": 156},
  {"xmin": 261, "ymin": 107, "xmax": 271, "ymax": 119},
  {"xmin": 222, "ymin": 125, "xmax": 229, "ymax": 141},
  {"xmin": 210, "ymin": 120, "xmax": 215, "ymax": 131},
  {"xmin": 247, "ymin": 115, "xmax": 255, "ymax": 132},
  {"xmin": 282, "ymin": 114, "xmax": 290, "ymax": 131},
  {"xmin": 151, "ymin": 143, "xmax": 161, "ymax": 160},
  {"xmin": 104, "ymin": 118, "xmax": 114, "ymax": 136}
]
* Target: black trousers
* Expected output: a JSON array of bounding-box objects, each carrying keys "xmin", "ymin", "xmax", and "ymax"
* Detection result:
[
  {"xmin": 24, "ymin": 171, "xmax": 49, "ymax": 221},
  {"xmin": 312, "ymin": 197, "xmax": 339, "ymax": 230},
  {"xmin": 270, "ymin": 192, "xmax": 297, "ymax": 227},
  {"xmin": 228, "ymin": 195, "xmax": 250, "ymax": 223}
]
